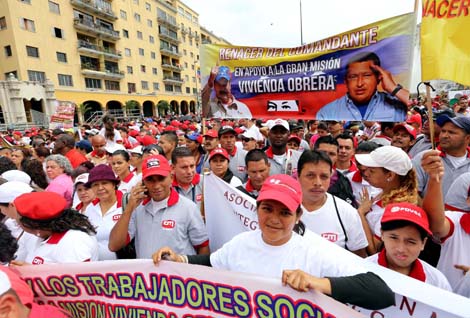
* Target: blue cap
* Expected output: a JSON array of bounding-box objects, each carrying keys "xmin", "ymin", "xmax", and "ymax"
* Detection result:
[
  {"xmin": 75, "ymin": 139, "xmax": 93, "ymax": 153},
  {"xmin": 215, "ymin": 66, "xmax": 231, "ymax": 82},
  {"xmin": 185, "ymin": 132, "xmax": 202, "ymax": 144},
  {"xmin": 436, "ymin": 115, "xmax": 470, "ymax": 134}
]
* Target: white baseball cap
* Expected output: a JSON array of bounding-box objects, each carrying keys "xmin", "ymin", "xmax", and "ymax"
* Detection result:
[
  {"xmin": 241, "ymin": 130, "xmax": 258, "ymax": 141},
  {"xmin": 0, "ymin": 271, "xmax": 11, "ymax": 295},
  {"xmin": 104, "ymin": 144, "xmax": 126, "ymax": 154},
  {"xmin": 1, "ymin": 170, "xmax": 31, "ymax": 184},
  {"xmin": 355, "ymin": 146, "xmax": 412, "ymax": 176},
  {"xmin": 0, "ymin": 181, "xmax": 34, "ymax": 203},
  {"xmin": 74, "ymin": 173, "xmax": 89, "ymax": 186},
  {"xmin": 265, "ymin": 119, "xmax": 290, "ymax": 131},
  {"xmin": 128, "ymin": 145, "xmax": 143, "ymax": 155}
]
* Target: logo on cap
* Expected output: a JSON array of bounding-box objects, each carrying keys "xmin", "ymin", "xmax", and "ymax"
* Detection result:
[
  {"xmin": 32, "ymin": 257, "xmax": 44, "ymax": 265},
  {"xmin": 391, "ymin": 206, "xmax": 400, "ymax": 213},
  {"xmin": 146, "ymin": 158, "xmax": 161, "ymax": 169}
]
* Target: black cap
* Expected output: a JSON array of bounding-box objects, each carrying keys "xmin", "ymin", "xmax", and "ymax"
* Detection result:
[
  {"xmin": 218, "ymin": 126, "xmax": 236, "ymax": 138},
  {"xmin": 436, "ymin": 115, "xmax": 470, "ymax": 133}
]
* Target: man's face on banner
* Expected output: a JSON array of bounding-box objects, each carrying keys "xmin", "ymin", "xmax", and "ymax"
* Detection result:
[
  {"xmin": 345, "ymin": 60, "xmax": 379, "ymax": 105},
  {"xmin": 214, "ymin": 78, "xmax": 232, "ymax": 104}
]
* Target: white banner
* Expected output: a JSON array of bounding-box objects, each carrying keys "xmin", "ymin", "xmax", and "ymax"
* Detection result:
[
  {"xmin": 203, "ymin": 174, "xmax": 470, "ymax": 318},
  {"xmin": 17, "ymin": 260, "xmax": 364, "ymax": 318}
]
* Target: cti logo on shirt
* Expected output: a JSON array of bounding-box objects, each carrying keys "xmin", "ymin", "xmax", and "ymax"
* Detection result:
[
  {"xmin": 112, "ymin": 214, "xmax": 122, "ymax": 221},
  {"xmin": 32, "ymin": 256, "xmax": 44, "ymax": 265},
  {"xmin": 321, "ymin": 232, "xmax": 339, "ymax": 242},
  {"xmin": 196, "ymin": 194, "xmax": 202, "ymax": 202},
  {"xmin": 161, "ymin": 220, "xmax": 176, "ymax": 229}
]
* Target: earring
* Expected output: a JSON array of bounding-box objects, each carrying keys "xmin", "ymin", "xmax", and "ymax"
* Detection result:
[
  {"xmin": 386, "ymin": 178, "xmax": 391, "ymax": 182},
  {"xmin": 36, "ymin": 232, "xmax": 41, "ymax": 237}
]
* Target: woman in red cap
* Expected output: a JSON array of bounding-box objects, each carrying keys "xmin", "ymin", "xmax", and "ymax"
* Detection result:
[
  {"xmin": 208, "ymin": 147, "xmax": 242, "ymax": 187},
  {"xmin": 367, "ymin": 202, "xmax": 451, "ymax": 291},
  {"xmin": 84, "ymin": 164, "xmax": 124, "ymax": 260},
  {"xmin": 13, "ymin": 192, "xmax": 98, "ymax": 264},
  {"xmin": 153, "ymin": 174, "xmax": 395, "ymax": 310}
]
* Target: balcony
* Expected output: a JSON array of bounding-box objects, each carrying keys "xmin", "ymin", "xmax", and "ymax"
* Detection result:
[
  {"xmin": 74, "ymin": 18, "xmax": 120, "ymax": 40},
  {"xmin": 157, "ymin": 15, "xmax": 179, "ymax": 30},
  {"xmin": 163, "ymin": 76, "xmax": 184, "ymax": 85},
  {"xmin": 70, "ymin": 0, "xmax": 117, "ymax": 21},
  {"xmin": 161, "ymin": 63, "xmax": 183, "ymax": 72},
  {"xmin": 157, "ymin": 0, "xmax": 177, "ymax": 13},
  {"xmin": 180, "ymin": 26, "xmax": 187, "ymax": 35},
  {"xmin": 188, "ymin": 31, "xmax": 195, "ymax": 38},
  {"xmin": 77, "ymin": 40, "xmax": 122, "ymax": 59},
  {"xmin": 81, "ymin": 63, "xmax": 124, "ymax": 79},
  {"xmin": 159, "ymin": 31, "xmax": 180, "ymax": 44},
  {"xmin": 160, "ymin": 47, "xmax": 182, "ymax": 57}
]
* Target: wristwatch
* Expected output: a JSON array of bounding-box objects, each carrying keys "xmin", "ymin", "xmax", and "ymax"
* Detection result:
[{"xmin": 391, "ymin": 84, "xmax": 403, "ymax": 96}]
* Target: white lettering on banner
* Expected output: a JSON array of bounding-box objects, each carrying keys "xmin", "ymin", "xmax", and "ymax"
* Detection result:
[
  {"xmin": 238, "ymin": 75, "xmax": 336, "ymax": 94},
  {"xmin": 203, "ymin": 174, "xmax": 470, "ymax": 318},
  {"xmin": 17, "ymin": 260, "xmax": 365, "ymax": 318}
]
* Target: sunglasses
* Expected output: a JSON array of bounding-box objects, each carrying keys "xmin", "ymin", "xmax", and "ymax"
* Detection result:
[{"xmin": 242, "ymin": 137, "xmax": 254, "ymax": 142}]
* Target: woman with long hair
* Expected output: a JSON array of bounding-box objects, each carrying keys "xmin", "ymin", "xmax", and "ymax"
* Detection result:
[
  {"xmin": 14, "ymin": 191, "xmax": 98, "ymax": 264},
  {"xmin": 355, "ymin": 145, "xmax": 418, "ymax": 254},
  {"xmin": 99, "ymin": 114, "xmax": 122, "ymax": 148},
  {"xmin": 21, "ymin": 158, "xmax": 48, "ymax": 190},
  {"xmin": 111, "ymin": 150, "xmax": 139, "ymax": 193},
  {"xmin": 84, "ymin": 164, "xmax": 123, "ymax": 260}
]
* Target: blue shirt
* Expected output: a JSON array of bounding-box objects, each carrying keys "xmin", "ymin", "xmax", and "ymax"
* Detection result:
[{"xmin": 316, "ymin": 91, "xmax": 407, "ymax": 121}]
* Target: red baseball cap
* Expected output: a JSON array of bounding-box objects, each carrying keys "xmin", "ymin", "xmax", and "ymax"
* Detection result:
[
  {"xmin": 203, "ymin": 130, "xmax": 218, "ymax": 138},
  {"xmin": 392, "ymin": 123, "xmax": 417, "ymax": 140},
  {"xmin": 129, "ymin": 130, "xmax": 139, "ymax": 137},
  {"xmin": 14, "ymin": 192, "xmax": 67, "ymax": 220},
  {"xmin": 209, "ymin": 147, "xmax": 229, "ymax": 161},
  {"xmin": 287, "ymin": 134, "xmax": 301, "ymax": 144},
  {"xmin": 137, "ymin": 135, "xmax": 157, "ymax": 146},
  {"xmin": 381, "ymin": 202, "xmax": 432, "ymax": 235},
  {"xmin": 257, "ymin": 174, "xmax": 302, "ymax": 212},
  {"xmin": 142, "ymin": 155, "xmax": 171, "ymax": 179}
]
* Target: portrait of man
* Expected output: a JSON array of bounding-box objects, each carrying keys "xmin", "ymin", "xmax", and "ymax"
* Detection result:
[
  {"xmin": 201, "ymin": 65, "xmax": 253, "ymax": 118},
  {"xmin": 316, "ymin": 52, "xmax": 409, "ymax": 121}
]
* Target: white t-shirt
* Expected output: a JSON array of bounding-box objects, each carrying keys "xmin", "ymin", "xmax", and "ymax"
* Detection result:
[
  {"xmin": 24, "ymin": 230, "xmax": 98, "ymax": 264},
  {"xmin": 99, "ymin": 128, "xmax": 123, "ymax": 148},
  {"xmin": 118, "ymin": 172, "xmax": 140, "ymax": 194},
  {"xmin": 301, "ymin": 193, "xmax": 368, "ymax": 251},
  {"xmin": 437, "ymin": 211, "xmax": 470, "ymax": 289},
  {"xmin": 366, "ymin": 201, "xmax": 385, "ymax": 238},
  {"xmin": 210, "ymin": 230, "xmax": 365, "ymax": 279},
  {"xmin": 367, "ymin": 252, "xmax": 452, "ymax": 291},
  {"xmin": 84, "ymin": 195, "xmax": 123, "ymax": 260},
  {"xmin": 4, "ymin": 218, "xmax": 38, "ymax": 262}
]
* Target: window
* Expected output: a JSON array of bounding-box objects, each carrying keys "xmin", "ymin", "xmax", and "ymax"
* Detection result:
[
  {"xmin": 165, "ymin": 84, "xmax": 173, "ymax": 92},
  {"xmin": 138, "ymin": 48, "xmax": 144, "ymax": 56},
  {"xmin": 149, "ymin": 35, "xmax": 154, "ymax": 43},
  {"xmin": 137, "ymin": 31, "xmax": 143, "ymax": 39},
  {"xmin": 190, "ymin": 52, "xmax": 194, "ymax": 58},
  {"xmin": 147, "ymin": 19, "xmax": 152, "ymax": 27},
  {"xmin": 19, "ymin": 18, "xmax": 35, "ymax": 32},
  {"xmin": 152, "ymin": 67, "xmax": 157, "ymax": 75},
  {"xmin": 193, "ymin": 88, "xmax": 197, "ymax": 94},
  {"xmin": 189, "ymin": 39, "xmax": 192, "ymax": 46},
  {"xmin": 186, "ymin": 87, "xmax": 190, "ymax": 94},
  {"xmin": 141, "ymin": 81, "xmax": 149, "ymax": 90},
  {"xmin": 0, "ymin": 17, "xmax": 6, "ymax": 30},
  {"xmin": 58, "ymin": 74, "xmax": 73, "ymax": 86},
  {"xmin": 184, "ymin": 62, "xmax": 188, "ymax": 68},
  {"xmin": 124, "ymin": 48, "xmax": 131, "ymax": 57},
  {"xmin": 175, "ymin": 86, "xmax": 182, "ymax": 93},
  {"xmin": 27, "ymin": 70, "xmax": 45, "ymax": 82},
  {"xmin": 56, "ymin": 51, "xmax": 67, "ymax": 62},
  {"xmin": 145, "ymin": 2, "xmax": 151, "ymax": 11},
  {"xmin": 53, "ymin": 27, "xmax": 63, "ymax": 38},
  {"xmin": 123, "ymin": 29, "xmax": 129, "ymax": 38},
  {"xmin": 153, "ymin": 82, "xmax": 159, "ymax": 91},
  {"xmin": 128, "ymin": 82, "xmax": 136, "ymax": 93},
  {"xmin": 105, "ymin": 80, "xmax": 120, "ymax": 91},
  {"xmin": 4, "ymin": 71, "xmax": 17, "ymax": 80},
  {"xmin": 134, "ymin": 13, "xmax": 141, "ymax": 22},
  {"xmin": 26, "ymin": 46, "xmax": 39, "ymax": 58},
  {"xmin": 127, "ymin": 66, "xmax": 133, "ymax": 74},
  {"xmin": 48, "ymin": 1, "xmax": 60, "ymax": 14},
  {"xmin": 85, "ymin": 78, "xmax": 102, "ymax": 89},
  {"xmin": 120, "ymin": 10, "xmax": 127, "ymax": 20},
  {"xmin": 191, "ymin": 64, "xmax": 195, "ymax": 70},
  {"xmin": 192, "ymin": 76, "xmax": 196, "ymax": 83},
  {"xmin": 183, "ymin": 49, "xmax": 187, "ymax": 56},
  {"xmin": 184, "ymin": 75, "xmax": 189, "ymax": 81},
  {"xmin": 140, "ymin": 65, "xmax": 146, "ymax": 73},
  {"xmin": 4, "ymin": 45, "xmax": 12, "ymax": 57},
  {"xmin": 150, "ymin": 52, "xmax": 156, "ymax": 59},
  {"xmin": 20, "ymin": 0, "xmax": 31, "ymax": 4}
]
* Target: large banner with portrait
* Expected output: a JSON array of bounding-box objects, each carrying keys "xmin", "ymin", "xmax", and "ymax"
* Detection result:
[
  {"xmin": 200, "ymin": 13, "xmax": 416, "ymax": 121},
  {"xmin": 203, "ymin": 174, "xmax": 470, "ymax": 318}
]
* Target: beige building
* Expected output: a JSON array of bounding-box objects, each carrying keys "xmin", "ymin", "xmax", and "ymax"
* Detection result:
[{"xmin": 0, "ymin": 0, "xmax": 229, "ymax": 125}]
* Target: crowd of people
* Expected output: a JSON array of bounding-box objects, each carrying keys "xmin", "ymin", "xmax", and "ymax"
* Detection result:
[{"xmin": 1, "ymin": 103, "xmax": 470, "ymax": 315}]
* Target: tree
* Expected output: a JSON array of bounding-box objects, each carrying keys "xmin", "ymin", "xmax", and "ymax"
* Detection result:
[
  {"xmin": 124, "ymin": 100, "xmax": 140, "ymax": 117},
  {"xmin": 78, "ymin": 102, "xmax": 94, "ymax": 124},
  {"xmin": 157, "ymin": 100, "xmax": 170, "ymax": 117}
]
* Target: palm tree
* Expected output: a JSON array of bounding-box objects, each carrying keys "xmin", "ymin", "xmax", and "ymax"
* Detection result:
[{"xmin": 157, "ymin": 100, "xmax": 170, "ymax": 117}]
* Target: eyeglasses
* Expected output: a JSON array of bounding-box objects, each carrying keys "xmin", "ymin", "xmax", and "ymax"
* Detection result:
[{"xmin": 242, "ymin": 137, "xmax": 254, "ymax": 143}]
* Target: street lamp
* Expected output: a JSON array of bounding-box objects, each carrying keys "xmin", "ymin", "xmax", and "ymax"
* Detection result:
[
  {"xmin": 194, "ymin": 60, "xmax": 200, "ymax": 116},
  {"xmin": 300, "ymin": 0, "xmax": 304, "ymax": 46}
]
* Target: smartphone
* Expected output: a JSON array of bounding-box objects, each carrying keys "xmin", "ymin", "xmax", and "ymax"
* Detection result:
[{"xmin": 142, "ymin": 181, "xmax": 149, "ymax": 196}]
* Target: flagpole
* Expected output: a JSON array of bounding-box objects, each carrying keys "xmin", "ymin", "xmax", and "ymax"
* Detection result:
[{"xmin": 300, "ymin": 0, "xmax": 303, "ymax": 45}]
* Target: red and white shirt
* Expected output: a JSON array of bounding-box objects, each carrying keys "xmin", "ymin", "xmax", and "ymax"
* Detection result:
[
  {"xmin": 25, "ymin": 230, "xmax": 98, "ymax": 264},
  {"xmin": 84, "ymin": 191, "xmax": 124, "ymax": 260},
  {"xmin": 368, "ymin": 249, "xmax": 452, "ymax": 291},
  {"xmin": 118, "ymin": 172, "xmax": 140, "ymax": 194}
]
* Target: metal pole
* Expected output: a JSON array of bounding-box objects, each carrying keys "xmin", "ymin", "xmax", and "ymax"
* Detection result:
[{"xmin": 300, "ymin": 0, "xmax": 303, "ymax": 46}]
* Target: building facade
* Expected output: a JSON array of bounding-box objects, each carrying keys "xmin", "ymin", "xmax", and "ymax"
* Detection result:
[{"xmin": 0, "ymin": 0, "xmax": 229, "ymax": 125}]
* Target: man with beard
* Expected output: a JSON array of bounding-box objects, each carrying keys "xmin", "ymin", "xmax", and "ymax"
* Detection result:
[{"xmin": 201, "ymin": 66, "xmax": 252, "ymax": 118}]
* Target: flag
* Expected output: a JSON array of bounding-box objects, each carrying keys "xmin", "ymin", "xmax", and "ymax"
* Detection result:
[{"xmin": 421, "ymin": 0, "xmax": 470, "ymax": 86}]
